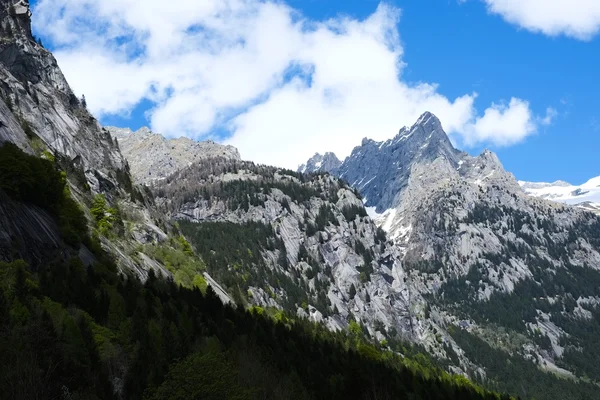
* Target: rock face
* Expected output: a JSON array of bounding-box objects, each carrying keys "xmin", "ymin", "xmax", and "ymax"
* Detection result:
[
  {"xmin": 0, "ymin": 2, "xmax": 172, "ymax": 282},
  {"xmin": 298, "ymin": 152, "xmax": 341, "ymax": 175},
  {"xmin": 152, "ymin": 160, "xmax": 438, "ymax": 347},
  {"xmin": 0, "ymin": 190, "xmax": 62, "ymax": 264},
  {"xmin": 301, "ymin": 112, "xmax": 600, "ymax": 380},
  {"xmin": 304, "ymin": 112, "xmax": 468, "ymax": 212},
  {"xmin": 3, "ymin": 0, "xmax": 598, "ymax": 389},
  {"xmin": 0, "ymin": 1, "xmax": 127, "ymax": 187},
  {"xmin": 108, "ymin": 126, "xmax": 240, "ymax": 184}
]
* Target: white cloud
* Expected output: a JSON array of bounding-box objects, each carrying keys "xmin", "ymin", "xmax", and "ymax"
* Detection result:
[
  {"xmin": 540, "ymin": 107, "xmax": 558, "ymax": 126},
  {"xmin": 33, "ymin": 0, "xmax": 548, "ymax": 168},
  {"xmin": 461, "ymin": 98, "xmax": 536, "ymax": 147},
  {"xmin": 482, "ymin": 0, "xmax": 600, "ymax": 40}
]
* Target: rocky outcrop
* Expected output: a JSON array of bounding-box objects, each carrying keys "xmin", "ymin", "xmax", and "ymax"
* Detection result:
[
  {"xmin": 298, "ymin": 152, "xmax": 341, "ymax": 175},
  {"xmin": 306, "ymin": 112, "xmax": 466, "ymax": 212},
  {"xmin": 109, "ymin": 126, "xmax": 240, "ymax": 184},
  {"xmin": 0, "ymin": 190, "xmax": 62, "ymax": 264}
]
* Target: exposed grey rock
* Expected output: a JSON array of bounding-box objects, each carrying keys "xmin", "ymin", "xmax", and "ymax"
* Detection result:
[
  {"xmin": 298, "ymin": 152, "xmax": 341, "ymax": 174},
  {"xmin": 307, "ymin": 112, "xmax": 465, "ymax": 212},
  {"xmin": 0, "ymin": 190, "xmax": 62, "ymax": 265},
  {"xmin": 152, "ymin": 160, "xmax": 438, "ymax": 351},
  {"xmin": 300, "ymin": 111, "xmax": 600, "ymax": 376},
  {"xmin": 204, "ymin": 272, "xmax": 233, "ymax": 304},
  {"xmin": 0, "ymin": 6, "xmax": 126, "ymax": 180},
  {"xmin": 109, "ymin": 126, "xmax": 240, "ymax": 184},
  {"xmin": 0, "ymin": 3, "xmax": 182, "ymax": 286}
]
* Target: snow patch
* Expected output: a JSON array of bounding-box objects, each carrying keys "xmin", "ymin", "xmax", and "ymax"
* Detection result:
[
  {"xmin": 521, "ymin": 175, "xmax": 600, "ymax": 206},
  {"xmin": 360, "ymin": 176, "xmax": 376, "ymax": 189}
]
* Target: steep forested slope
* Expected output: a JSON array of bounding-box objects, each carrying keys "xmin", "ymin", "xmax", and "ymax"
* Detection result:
[{"xmin": 0, "ymin": 143, "xmax": 513, "ymax": 400}]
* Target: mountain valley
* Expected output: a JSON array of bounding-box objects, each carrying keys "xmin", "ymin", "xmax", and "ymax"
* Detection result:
[{"xmin": 1, "ymin": 1, "xmax": 600, "ymax": 399}]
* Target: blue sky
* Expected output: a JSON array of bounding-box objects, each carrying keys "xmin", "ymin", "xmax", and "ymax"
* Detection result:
[{"xmin": 30, "ymin": 0, "xmax": 600, "ymax": 184}]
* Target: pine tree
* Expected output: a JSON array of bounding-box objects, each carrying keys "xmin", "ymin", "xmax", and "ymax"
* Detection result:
[
  {"xmin": 0, "ymin": 289, "xmax": 8, "ymax": 328},
  {"xmin": 81, "ymin": 94, "xmax": 87, "ymax": 109},
  {"xmin": 14, "ymin": 265, "xmax": 27, "ymax": 301},
  {"xmin": 4, "ymin": 95, "xmax": 13, "ymax": 112}
]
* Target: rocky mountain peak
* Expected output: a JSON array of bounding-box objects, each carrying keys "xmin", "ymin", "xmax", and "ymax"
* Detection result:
[
  {"xmin": 323, "ymin": 112, "xmax": 464, "ymax": 212},
  {"xmin": 0, "ymin": 0, "xmax": 127, "ymax": 190},
  {"xmin": 297, "ymin": 151, "xmax": 342, "ymax": 174},
  {"xmin": 108, "ymin": 126, "xmax": 241, "ymax": 185},
  {"xmin": 299, "ymin": 112, "xmax": 523, "ymax": 214},
  {"xmin": 1, "ymin": 0, "xmax": 33, "ymax": 40}
]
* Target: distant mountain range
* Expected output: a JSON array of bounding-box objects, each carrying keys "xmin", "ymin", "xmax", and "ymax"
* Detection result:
[{"xmin": 520, "ymin": 177, "xmax": 600, "ymax": 214}]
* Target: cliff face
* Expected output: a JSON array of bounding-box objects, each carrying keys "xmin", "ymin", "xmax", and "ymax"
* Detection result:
[
  {"xmin": 298, "ymin": 152, "xmax": 342, "ymax": 175},
  {"xmin": 0, "ymin": 190, "xmax": 63, "ymax": 264},
  {"xmin": 151, "ymin": 159, "xmax": 444, "ymax": 351},
  {"xmin": 0, "ymin": 0, "xmax": 129, "ymax": 190},
  {"xmin": 0, "ymin": 1, "xmax": 174, "ymax": 282}
]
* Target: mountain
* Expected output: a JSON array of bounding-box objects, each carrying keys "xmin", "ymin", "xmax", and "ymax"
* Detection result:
[
  {"xmin": 520, "ymin": 177, "xmax": 600, "ymax": 214},
  {"xmin": 0, "ymin": 4, "xmax": 508, "ymax": 399},
  {"xmin": 301, "ymin": 112, "xmax": 600, "ymax": 398},
  {"xmin": 298, "ymin": 152, "xmax": 341, "ymax": 175},
  {"xmin": 151, "ymin": 158, "xmax": 430, "ymax": 339},
  {"xmin": 2, "ymin": 1, "xmax": 599, "ymax": 398},
  {"xmin": 108, "ymin": 126, "xmax": 240, "ymax": 184}
]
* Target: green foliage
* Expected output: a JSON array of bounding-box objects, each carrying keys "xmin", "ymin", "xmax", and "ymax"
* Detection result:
[
  {"xmin": 145, "ymin": 351, "xmax": 254, "ymax": 400},
  {"xmin": 20, "ymin": 116, "xmax": 35, "ymax": 138},
  {"xmin": 0, "ymin": 251, "xmax": 512, "ymax": 400},
  {"xmin": 3, "ymin": 93, "xmax": 14, "ymax": 111},
  {"xmin": 192, "ymin": 274, "xmax": 208, "ymax": 292},
  {"xmin": 0, "ymin": 142, "xmax": 64, "ymax": 208},
  {"xmin": 177, "ymin": 235, "xmax": 194, "ymax": 256},
  {"xmin": 349, "ymin": 283, "xmax": 357, "ymax": 300},
  {"xmin": 0, "ymin": 155, "xmax": 515, "ymax": 400},
  {"xmin": 142, "ymin": 236, "xmax": 206, "ymax": 290},
  {"xmin": 450, "ymin": 327, "xmax": 599, "ymax": 400},
  {"xmin": 315, "ymin": 204, "xmax": 339, "ymax": 231},
  {"xmin": 349, "ymin": 319, "xmax": 362, "ymax": 337},
  {"xmin": 116, "ymin": 167, "xmax": 145, "ymax": 203},
  {"xmin": 0, "ymin": 142, "xmax": 87, "ymax": 246},
  {"xmin": 91, "ymin": 194, "xmax": 123, "ymax": 237},
  {"xmin": 438, "ymin": 247, "xmax": 600, "ymax": 384},
  {"xmin": 159, "ymin": 164, "xmax": 323, "ymax": 213}
]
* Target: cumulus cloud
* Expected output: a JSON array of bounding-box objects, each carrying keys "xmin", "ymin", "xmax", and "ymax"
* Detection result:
[
  {"xmin": 461, "ymin": 98, "xmax": 535, "ymax": 147},
  {"xmin": 482, "ymin": 0, "xmax": 600, "ymax": 40},
  {"xmin": 33, "ymin": 0, "xmax": 549, "ymax": 168}
]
